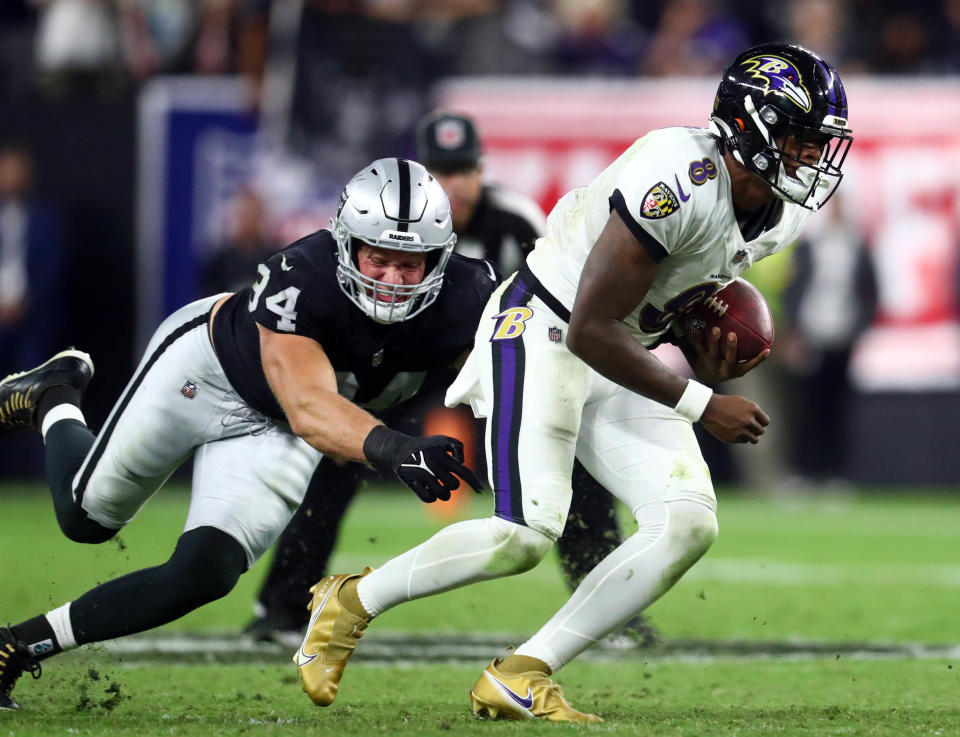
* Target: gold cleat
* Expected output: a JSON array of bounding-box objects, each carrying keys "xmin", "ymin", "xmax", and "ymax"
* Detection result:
[
  {"xmin": 294, "ymin": 567, "xmax": 373, "ymax": 706},
  {"xmin": 469, "ymin": 657, "xmax": 603, "ymax": 723}
]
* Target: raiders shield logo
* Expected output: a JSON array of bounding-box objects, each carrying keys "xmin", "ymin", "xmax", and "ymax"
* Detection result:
[{"xmin": 639, "ymin": 182, "xmax": 681, "ymax": 220}]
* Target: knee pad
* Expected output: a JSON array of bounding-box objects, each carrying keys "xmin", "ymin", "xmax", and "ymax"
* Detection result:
[
  {"xmin": 519, "ymin": 471, "xmax": 576, "ymax": 541},
  {"xmin": 57, "ymin": 509, "xmax": 118, "ymax": 544},
  {"xmin": 166, "ymin": 527, "xmax": 247, "ymax": 603},
  {"xmin": 484, "ymin": 517, "xmax": 554, "ymax": 576}
]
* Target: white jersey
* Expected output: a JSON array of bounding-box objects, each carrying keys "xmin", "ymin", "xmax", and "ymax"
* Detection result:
[{"xmin": 526, "ymin": 126, "xmax": 811, "ymax": 346}]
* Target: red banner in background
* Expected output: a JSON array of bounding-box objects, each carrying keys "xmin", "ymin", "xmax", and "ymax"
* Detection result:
[{"xmin": 436, "ymin": 78, "xmax": 960, "ymax": 391}]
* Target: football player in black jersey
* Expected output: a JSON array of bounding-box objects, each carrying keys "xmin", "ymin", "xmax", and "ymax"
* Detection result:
[
  {"xmin": 0, "ymin": 157, "xmax": 493, "ymax": 711},
  {"xmin": 247, "ymin": 112, "xmax": 657, "ymax": 650}
]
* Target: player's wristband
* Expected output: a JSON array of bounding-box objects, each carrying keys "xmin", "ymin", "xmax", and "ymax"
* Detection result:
[
  {"xmin": 362, "ymin": 424, "xmax": 408, "ymax": 470},
  {"xmin": 674, "ymin": 379, "xmax": 713, "ymax": 423}
]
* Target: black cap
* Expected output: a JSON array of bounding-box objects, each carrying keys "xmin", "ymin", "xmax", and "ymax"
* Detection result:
[{"xmin": 415, "ymin": 111, "xmax": 481, "ymax": 174}]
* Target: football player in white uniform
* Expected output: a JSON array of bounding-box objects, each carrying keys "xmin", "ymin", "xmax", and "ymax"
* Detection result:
[{"xmin": 296, "ymin": 43, "xmax": 853, "ymax": 720}]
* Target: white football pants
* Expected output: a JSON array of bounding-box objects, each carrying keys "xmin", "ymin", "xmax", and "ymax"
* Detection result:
[
  {"xmin": 358, "ymin": 270, "xmax": 718, "ymax": 670},
  {"xmin": 74, "ymin": 295, "xmax": 322, "ymax": 566}
]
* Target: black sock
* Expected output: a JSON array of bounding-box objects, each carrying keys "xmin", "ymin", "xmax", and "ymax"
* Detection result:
[
  {"xmin": 36, "ymin": 385, "xmax": 82, "ymax": 431},
  {"xmin": 44, "ymin": 419, "xmax": 114, "ymax": 543},
  {"xmin": 70, "ymin": 527, "xmax": 246, "ymax": 644},
  {"xmin": 11, "ymin": 615, "xmax": 62, "ymax": 661}
]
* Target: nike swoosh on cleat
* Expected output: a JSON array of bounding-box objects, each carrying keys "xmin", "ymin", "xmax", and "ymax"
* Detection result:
[
  {"xmin": 487, "ymin": 673, "xmax": 534, "ymax": 710},
  {"xmin": 674, "ymin": 174, "xmax": 691, "ymax": 202},
  {"xmin": 295, "ymin": 580, "xmax": 338, "ymax": 667}
]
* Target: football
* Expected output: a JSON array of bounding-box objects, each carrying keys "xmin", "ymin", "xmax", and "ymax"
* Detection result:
[{"xmin": 681, "ymin": 278, "xmax": 775, "ymax": 362}]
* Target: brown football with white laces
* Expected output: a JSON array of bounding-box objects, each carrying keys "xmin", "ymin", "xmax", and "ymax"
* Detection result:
[{"xmin": 681, "ymin": 278, "xmax": 774, "ymax": 362}]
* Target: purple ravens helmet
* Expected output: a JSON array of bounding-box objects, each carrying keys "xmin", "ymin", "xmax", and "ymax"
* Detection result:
[{"xmin": 709, "ymin": 42, "xmax": 853, "ymax": 211}]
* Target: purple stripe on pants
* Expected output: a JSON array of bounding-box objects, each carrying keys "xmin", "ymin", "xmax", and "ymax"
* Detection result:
[{"xmin": 493, "ymin": 277, "xmax": 528, "ymax": 519}]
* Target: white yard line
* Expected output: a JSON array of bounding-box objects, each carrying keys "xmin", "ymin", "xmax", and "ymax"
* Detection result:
[
  {"xmin": 687, "ymin": 559, "xmax": 960, "ymax": 587},
  {"xmin": 326, "ymin": 553, "xmax": 960, "ymax": 587},
  {"xmin": 95, "ymin": 632, "xmax": 960, "ymax": 666}
]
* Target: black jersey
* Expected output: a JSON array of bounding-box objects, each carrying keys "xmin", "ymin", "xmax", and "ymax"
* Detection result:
[
  {"xmin": 455, "ymin": 184, "xmax": 546, "ymax": 274},
  {"xmin": 212, "ymin": 229, "xmax": 499, "ymax": 422}
]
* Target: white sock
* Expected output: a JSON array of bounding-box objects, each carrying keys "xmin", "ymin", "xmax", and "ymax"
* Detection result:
[
  {"xmin": 41, "ymin": 404, "xmax": 86, "ymax": 441},
  {"xmin": 357, "ymin": 516, "xmax": 550, "ymax": 617},
  {"xmin": 45, "ymin": 602, "xmax": 78, "ymax": 651},
  {"xmin": 515, "ymin": 499, "xmax": 717, "ymax": 672}
]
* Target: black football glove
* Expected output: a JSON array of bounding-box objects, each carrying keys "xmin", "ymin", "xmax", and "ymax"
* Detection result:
[{"xmin": 363, "ymin": 425, "xmax": 486, "ymax": 503}]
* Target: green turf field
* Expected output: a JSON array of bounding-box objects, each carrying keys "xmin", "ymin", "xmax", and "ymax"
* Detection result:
[{"xmin": 2, "ymin": 483, "xmax": 958, "ymax": 735}]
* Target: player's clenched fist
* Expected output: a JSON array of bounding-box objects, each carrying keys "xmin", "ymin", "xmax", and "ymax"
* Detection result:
[
  {"xmin": 700, "ymin": 394, "xmax": 770, "ymax": 444},
  {"xmin": 363, "ymin": 425, "xmax": 486, "ymax": 502}
]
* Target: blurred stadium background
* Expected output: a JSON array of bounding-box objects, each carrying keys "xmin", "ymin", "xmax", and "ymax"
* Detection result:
[
  {"xmin": 0, "ymin": 0, "xmax": 959, "ymax": 491},
  {"xmin": 2, "ymin": 3, "xmax": 959, "ymax": 731}
]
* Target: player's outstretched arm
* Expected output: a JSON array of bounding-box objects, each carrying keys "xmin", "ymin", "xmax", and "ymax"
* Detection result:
[
  {"xmin": 258, "ymin": 326, "xmax": 484, "ymax": 500},
  {"xmin": 259, "ymin": 325, "xmax": 379, "ymax": 461}
]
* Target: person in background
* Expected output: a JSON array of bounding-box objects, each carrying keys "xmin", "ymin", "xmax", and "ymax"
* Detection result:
[
  {"xmin": 201, "ymin": 186, "xmax": 276, "ymax": 296},
  {"xmin": 416, "ymin": 111, "xmax": 656, "ymax": 638},
  {"xmin": 246, "ymin": 112, "xmax": 658, "ymax": 649},
  {"xmin": 780, "ymin": 193, "xmax": 877, "ymax": 484},
  {"xmin": 0, "ymin": 143, "xmax": 64, "ymax": 479}
]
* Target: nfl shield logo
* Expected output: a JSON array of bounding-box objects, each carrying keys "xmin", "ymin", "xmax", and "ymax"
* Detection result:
[
  {"xmin": 548, "ymin": 326, "xmax": 563, "ymax": 344},
  {"xmin": 435, "ymin": 119, "xmax": 466, "ymax": 149},
  {"xmin": 181, "ymin": 381, "xmax": 199, "ymax": 399},
  {"xmin": 372, "ymin": 348, "xmax": 385, "ymax": 367}
]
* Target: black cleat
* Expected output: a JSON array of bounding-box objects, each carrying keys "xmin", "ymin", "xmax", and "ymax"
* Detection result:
[
  {"xmin": 0, "ymin": 349, "xmax": 93, "ymax": 435},
  {"xmin": 0, "ymin": 627, "xmax": 42, "ymax": 711},
  {"xmin": 243, "ymin": 613, "xmax": 306, "ymax": 650}
]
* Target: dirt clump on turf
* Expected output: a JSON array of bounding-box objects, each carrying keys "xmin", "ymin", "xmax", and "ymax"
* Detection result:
[{"xmin": 74, "ymin": 667, "xmax": 129, "ymax": 712}]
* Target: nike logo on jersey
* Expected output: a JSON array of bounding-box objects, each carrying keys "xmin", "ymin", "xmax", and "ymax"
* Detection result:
[
  {"xmin": 674, "ymin": 174, "xmax": 691, "ymax": 202},
  {"xmin": 281, "ymin": 255, "xmax": 293, "ymax": 271},
  {"xmin": 483, "ymin": 260, "xmax": 497, "ymax": 282},
  {"xmin": 486, "ymin": 673, "xmax": 534, "ymax": 710}
]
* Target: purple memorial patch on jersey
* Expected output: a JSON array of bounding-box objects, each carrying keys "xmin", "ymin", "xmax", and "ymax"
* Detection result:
[
  {"xmin": 639, "ymin": 182, "xmax": 681, "ymax": 220},
  {"xmin": 741, "ymin": 54, "xmax": 812, "ymax": 112}
]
